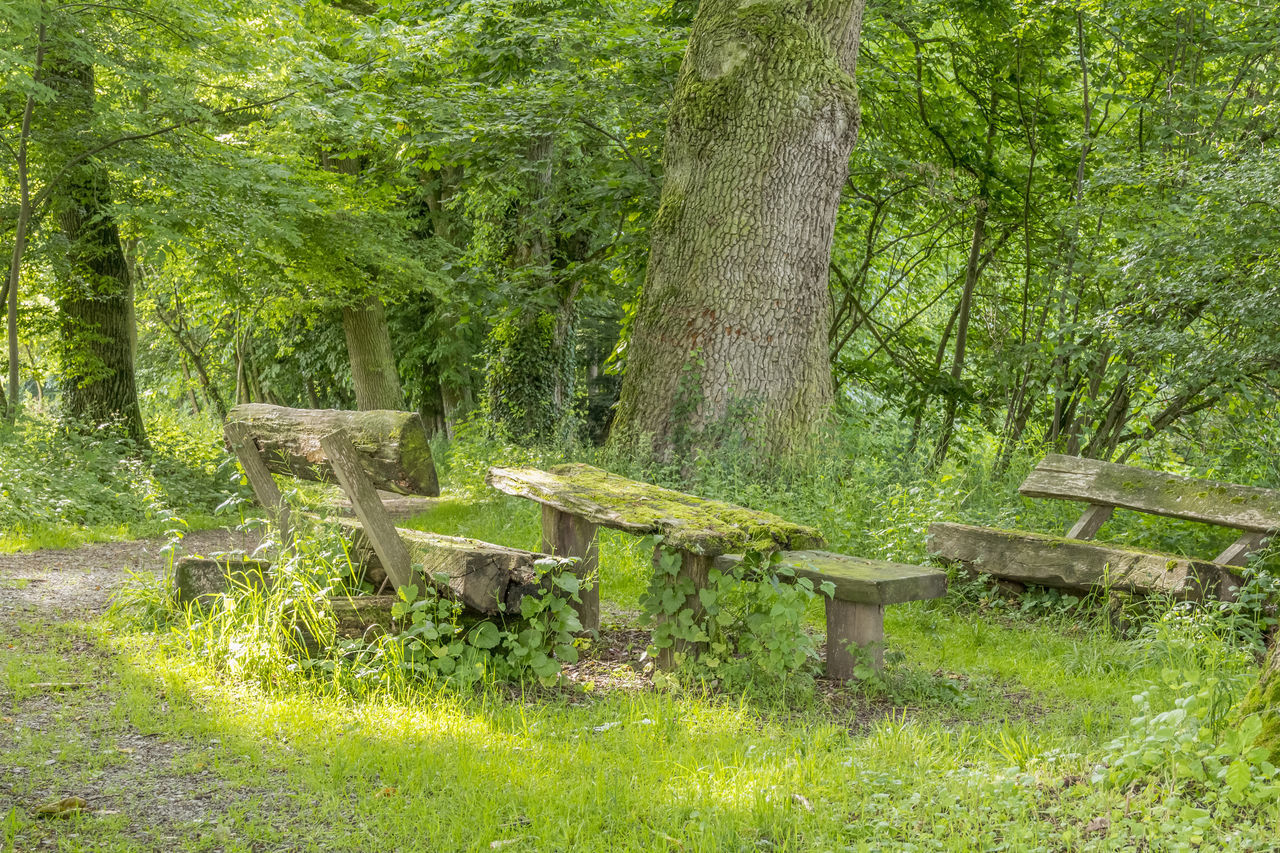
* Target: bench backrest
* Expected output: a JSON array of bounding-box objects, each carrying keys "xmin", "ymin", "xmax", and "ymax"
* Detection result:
[
  {"xmin": 226, "ymin": 404, "xmax": 439, "ymax": 497},
  {"xmin": 1019, "ymin": 453, "xmax": 1280, "ymax": 534}
]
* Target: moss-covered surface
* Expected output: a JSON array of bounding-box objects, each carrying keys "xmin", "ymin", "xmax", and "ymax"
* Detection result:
[
  {"xmin": 716, "ymin": 550, "xmax": 946, "ymax": 605},
  {"xmin": 1237, "ymin": 643, "xmax": 1280, "ymax": 757},
  {"xmin": 486, "ymin": 463, "xmax": 823, "ymax": 556}
]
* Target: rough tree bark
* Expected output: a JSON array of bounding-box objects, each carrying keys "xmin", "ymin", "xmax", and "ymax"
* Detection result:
[
  {"xmin": 49, "ymin": 56, "xmax": 147, "ymax": 446},
  {"xmin": 611, "ymin": 0, "xmax": 867, "ymax": 459},
  {"xmin": 342, "ymin": 294, "xmax": 404, "ymax": 411}
]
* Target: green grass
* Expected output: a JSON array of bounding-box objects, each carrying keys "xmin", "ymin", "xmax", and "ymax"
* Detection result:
[
  {"xmin": 4, "ymin": 491, "xmax": 1278, "ymax": 850},
  {"xmin": 6, "ymin": 412, "xmax": 1280, "ymax": 850},
  {"xmin": 0, "ymin": 514, "xmax": 227, "ymax": 554}
]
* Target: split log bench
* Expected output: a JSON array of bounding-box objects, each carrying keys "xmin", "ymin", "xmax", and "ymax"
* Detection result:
[
  {"xmin": 928, "ymin": 453, "xmax": 1265, "ymax": 600},
  {"xmin": 486, "ymin": 463, "xmax": 946, "ymax": 677},
  {"xmin": 188, "ymin": 404, "xmax": 569, "ymax": 629}
]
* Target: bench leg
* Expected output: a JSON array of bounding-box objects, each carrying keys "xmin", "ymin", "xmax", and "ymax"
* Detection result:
[
  {"xmin": 541, "ymin": 506, "xmax": 600, "ymax": 634},
  {"xmin": 825, "ymin": 599, "xmax": 884, "ymax": 680},
  {"xmin": 654, "ymin": 548, "xmax": 710, "ymax": 670}
]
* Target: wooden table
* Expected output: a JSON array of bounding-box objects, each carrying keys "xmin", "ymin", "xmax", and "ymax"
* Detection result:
[{"xmin": 486, "ymin": 463, "xmax": 823, "ymax": 642}]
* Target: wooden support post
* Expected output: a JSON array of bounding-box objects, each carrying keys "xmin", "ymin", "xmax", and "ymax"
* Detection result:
[
  {"xmin": 224, "ymin": 421, "xmax": 293, "ymax": 547},
  {"xmin": 1214, "ymin": 531, "xmax": 1269, "ymax": 567},
  {"xmin": 825, "ymin": 599, "xmax": 885, "ymax": 680},
  {"xmin": 541, "ymin": 505, "xmax": 600, "ymax": 634},
  {"xmin": 320, "ymin": 430, "xmax": 414, "ymax": 592},
  {"xmin": 1066, "ymin": 503, "xmax": 1114, "ymax": 540},
  {"xmin": 654, "ymin": 547, "xmax": 711, "ymax": 670}
]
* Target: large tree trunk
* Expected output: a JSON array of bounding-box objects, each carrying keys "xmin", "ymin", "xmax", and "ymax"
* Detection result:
[
  {"xmin": 342, "ymin": 295, "xmax": 404, "ymax": 411},
  {"xmin": 1237, "ymin": 642, "xmax": 1280, "ymax": 758},
  {"xmin": 611, "ymin": 0, "xmax": 866, "ymax": 460}
]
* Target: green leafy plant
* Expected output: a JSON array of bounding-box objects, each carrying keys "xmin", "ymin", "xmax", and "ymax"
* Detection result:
[{"xmin": 640, "ymin": 544, "xmax": 829, "ymax": 692}]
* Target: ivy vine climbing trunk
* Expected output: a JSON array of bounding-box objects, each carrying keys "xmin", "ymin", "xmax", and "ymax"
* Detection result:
[
  {"xmin": 483, "ymin": 134, "xmax": 577, "ymax": 444},
  {"xmin": 50, "ymin": 56, "xmax": 147, "ymax": 447},
  {"xmin": 343, "ymin": 294, "xmax": 404, "ymax": 411},
  {"xmin": 611, "ymin": 0, "xmax": 867, "ymax": 459}
]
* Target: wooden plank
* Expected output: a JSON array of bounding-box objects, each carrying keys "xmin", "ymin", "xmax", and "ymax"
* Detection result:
[
  {"xmin": 1066, "ymin": 503, "xmax": 1114, "ymax": 540},
  {"xmin": 1020, "ymin": 453, "xmax": 1280, "ymax": 534},
  {"xmin": 927, "ymin": 522, "xmax": 1244, "ymax": 601},
  {"xmin": 825, "ymin": 600, "xmax": 884, "ymax": 679},
  {"xmin": 486, "ymin": 463, "xmax": 822, "ymax": 556},
  {"xmin": 337, "ymin": 519, "xmax": 558, "ymax": 616},
  {"xmin": 1215, "ymin": 531, "xmax": 1269, "ymax": 567},
  {"xmin": 713, "ymin": 550, "xmax": 946, "ymax": 605},
  {"xmin": 541, "ymin": 505, "xmax": 600, "ymax": 633},
  {"xmin": 227, "ymin": 404, "xmax": 439, "ymax": 496},
  {"xmin": 224, "ymin": 420, "xmax": 293, "ymax": 546},
  {"xmin": 321, "ymin": 430, "xmax": 414, "ymax": 592}
]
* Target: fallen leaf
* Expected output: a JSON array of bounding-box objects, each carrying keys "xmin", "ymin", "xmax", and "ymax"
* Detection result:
[{"xmin": 35, "ymin": 797, "xmax": 87, "ymax": 819}]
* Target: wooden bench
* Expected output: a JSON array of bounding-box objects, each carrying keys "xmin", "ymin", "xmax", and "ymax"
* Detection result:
[
  {"xmin": 487, "ymin": 463, "xmax": 946, "ymax": 676},
  {"xmin": 928, "ymin": 453, "xmax": 1262, "ymax": 600},
  {"xmin": 202, "ymin": 404, "xmax": 567, "ymax": 623},
  {"xmin": 713, "ymin": 551, "xmax": 946, "ymax": 679}
]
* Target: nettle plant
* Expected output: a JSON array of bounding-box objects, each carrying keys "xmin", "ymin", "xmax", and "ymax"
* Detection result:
[
  {"xmin": 641, "ymin": 543, "xmax": 832, "ymax": 688},
  {"xmin": 382, "ymin": 558, "xmax": 587, "ymax": 688}
]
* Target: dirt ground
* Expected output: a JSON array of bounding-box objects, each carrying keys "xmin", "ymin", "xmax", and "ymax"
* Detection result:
[{"xmin": 0, "ymin": 529, "xmax": 284, "ymax": 852}]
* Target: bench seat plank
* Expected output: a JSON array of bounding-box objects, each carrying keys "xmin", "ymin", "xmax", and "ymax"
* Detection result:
[
  {"xmin": 928, "ymin": 521, "xmax": 1243, "ymax": 601},
  {"xmin": 337, "ymin": 518, "xmax": 560, "ymax": 616},
  {"xmin": 486, "ymin": 463, "xmax": 822, "ymax": 556},
  {"xmin": 1020, "ymin": 454, "xmax": 1280, "ymax": 534},
  {"xmin": 714, "ymin": 551, "xmax": 946, "ymax": 605}
]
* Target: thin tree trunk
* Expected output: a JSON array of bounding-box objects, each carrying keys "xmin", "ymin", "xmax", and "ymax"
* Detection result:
[
  {"xmin": 611, "ymin": 0, "xmax": 867, "ymax": 461},
  {"xmin": 343, "ymin": 294, "xmax": 404, "ymax": 410},
  {"xmin": 5, "ymin": 18, "xmax": 46, "ymax": 422}
]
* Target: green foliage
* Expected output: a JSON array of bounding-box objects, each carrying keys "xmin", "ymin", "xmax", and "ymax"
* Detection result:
[
  {"xmin": 1097, "ymin": 669, "xmax": 1279, "ymax": 809},
  {"xmin": 640, "ymin": 545, "xmax": 826, "ymax": 693},
  {"xmin": 0, "ymin": 412, "xmax": 234, "ymax": 546},
  {"xmin": 382, "ymin": 557, "xmax": 587, "ymax": 688}
]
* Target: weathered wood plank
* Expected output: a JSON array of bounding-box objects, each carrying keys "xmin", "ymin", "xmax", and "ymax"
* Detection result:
[
  {"xmin": 927, "ymin": 522, "xmax": 1244, "ymax": 600},
  {"xmin": 713, "ymin": 550, "xmax": 947, "ymax": 606},
  {"xmin": 1215, "ymin": 531, "xmax": 1269, "ymax": 567},
  {"xmin": 826, "ymin": 600, "xmax": 884, "ymax": 679},
  {"xmin": 320, "ymin": 429, "xmax": 414, "ymax": 592},
  {"xmin": 174, "ymin": 556, "xmax": 271, "ymax": 607},
  {"xmin": 1020, "ymin": 453, "xmax": 1280, "ymax": 534},
  {"xmin": 1067, "ymin": 503, "xmax": 1114, "ymax": 540},
  {"xmin": 226, "ymin": 404, "xmax": 439, "ymax": 496},
  {"xmin": 486, "ymin": 463, "xmax": 822, "ymax": 556},
  {"xmin": 541, "ymin": 505, "xmax": 600, "ymax": 633},
  {"xmin": 338, "ymin": 518, "xmax": 559, "ymax": 616},
  {"xmin": 224, "ymin": 421, "xmax": 293, "ymax": 546}
]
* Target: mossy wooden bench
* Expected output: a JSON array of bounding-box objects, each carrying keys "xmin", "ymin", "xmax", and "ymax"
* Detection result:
[
  {"xmin": 713, "ymin": 551, "xmax": 946, "ymax": 679},
  {"xmin": 928, "ymin": 454, "xmax": 1262, "ymax": 600},
  {"xmin": 486, "ymin": 463, "xmax": 946, "ymax": 676},
  {"xmin": 194, "ymin": 404, "xmax": 565, "ymax": 622}
]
